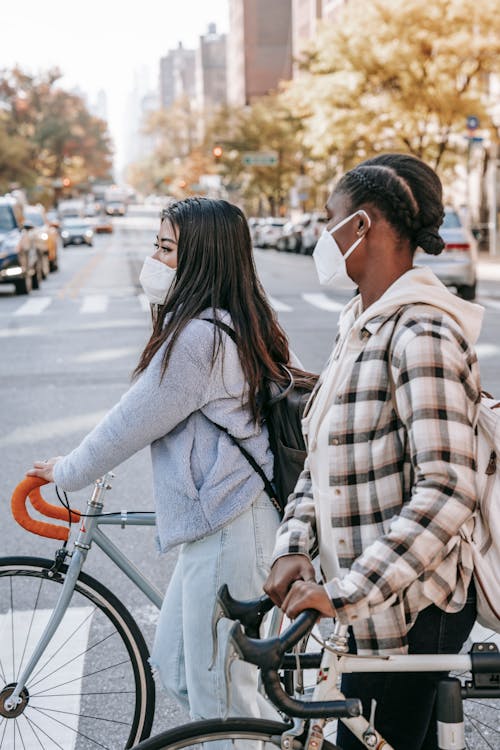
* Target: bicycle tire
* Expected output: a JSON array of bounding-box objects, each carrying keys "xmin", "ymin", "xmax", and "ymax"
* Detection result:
[
  {"xmin": 131, "ymin": 717, "xmax": 341, "ymax": 749},
  {"xmin": 0, "ymin": 556, "xmax": 155, "ymax": 749}
]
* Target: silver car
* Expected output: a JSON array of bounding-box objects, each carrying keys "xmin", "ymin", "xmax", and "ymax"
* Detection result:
[{"xmin": 414, "ymin": 208, "xmax": 477, "ymax": 300}]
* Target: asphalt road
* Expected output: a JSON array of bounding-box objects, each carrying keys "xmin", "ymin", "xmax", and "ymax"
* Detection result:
[{"xmin": 1, "ymin": 204, "xmax": 500, "ymax": 745}]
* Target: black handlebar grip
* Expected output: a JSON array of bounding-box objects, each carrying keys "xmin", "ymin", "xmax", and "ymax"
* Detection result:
[{"xmin": 262, "ymin": 669, "xmax": 362, "ymax": 720}]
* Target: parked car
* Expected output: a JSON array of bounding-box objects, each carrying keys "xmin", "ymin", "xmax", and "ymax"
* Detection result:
[
  {"xmin": 276, "ymin": 220, "xmax": 303, "ymax": 252},
  {"xmin": 24, "ymin": 204, "xmax": 59, "ymax": 274},
  {"xmin": 300, "ymin": 212, "xmax": 328, "ymax": 255},
  {"xmin": 414, "ymin": 207, "xmax": 477, "ymax": 300},
  {"xmin": 60, "ymin": 218, "xmax": 94, "ymax": 247},
  {"xmin": 0, "ymin": 195, "xmax": 42, "ymax": 295},
  {"xmin": 257, "ymin": 218, "xmax": 288, "ymax": 249},
  {"xmin": 94, "ymin": 212, "xmax": 113, "ymax": 234}
]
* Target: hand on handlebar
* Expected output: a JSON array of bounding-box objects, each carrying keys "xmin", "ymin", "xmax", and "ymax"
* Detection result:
[
  {"xmin": 281, "ymin": 580, "xmax": 335, "ymax": 620},
  {"xmin": 264, "ymin": 553, "xmax": 316, "ymax": 607},
  {"xmin": 27, "ymin": 457, "xmax": 62, "ymax": 483}
]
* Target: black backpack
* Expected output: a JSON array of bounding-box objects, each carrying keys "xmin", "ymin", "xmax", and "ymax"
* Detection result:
[{"xmin": 207, "ymin": 319, "xmax": 318, "ymax": 517}]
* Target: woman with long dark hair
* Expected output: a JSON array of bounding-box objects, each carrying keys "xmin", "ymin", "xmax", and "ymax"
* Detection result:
[
  {"xmin": 265, "ymin": 154, "xmax": 482, "ymax": 749},
  {"xmin": 28, "ymin": 197, "xmax": 295, "ymax": 726}
]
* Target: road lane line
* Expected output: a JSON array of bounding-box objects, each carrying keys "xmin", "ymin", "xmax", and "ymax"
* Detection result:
[
  {"xmin": 0, "ymin": 606, "xmax": 93, "ymax": 749},
  {"xmin": 138, "ymin": 293, "xmax": 151, "ymax": 312},
  {"xmin": 267, "ymin": 295, "xmax": 293, "ymax": 312},
  {"xmin": 57, "ymin": 251, "xmax": 106, "ymax": 300},
  {"xmin": 475, "ymin": 342, "xmax": 500, "ymax": 359},
  {"xmin": 80, "ymin": 295, "xmax": 108, "ymax": 314},
  {"xmin": 13, "ymin": 297, "xmax": 52, "ymax": 316},
  {"xmin": 480, "ymin": 296, "xmax": 500, "ymax": 311},
  {"xmin": 302, "ymin": 293, "xmax": 344, "ymax": 312}
]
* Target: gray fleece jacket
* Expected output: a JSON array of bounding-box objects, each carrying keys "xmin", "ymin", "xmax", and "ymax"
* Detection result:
[{"xmin": 53, "ymin": 311, "xmax": 273, "ymax": 552}]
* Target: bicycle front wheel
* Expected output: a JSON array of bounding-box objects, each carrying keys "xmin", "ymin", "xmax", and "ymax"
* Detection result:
[
  {"xmin": 0, "ymin": 556, "xmax": 155, "ymax": 749},
  {"xmin": 132, "ymin": 717, "xmax": 341, "ymax": 749}
]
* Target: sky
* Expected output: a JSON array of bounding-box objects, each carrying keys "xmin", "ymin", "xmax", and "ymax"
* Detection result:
[{"xmin": 3, "ymin": 0, "xmax": 229, "ymax": 176}]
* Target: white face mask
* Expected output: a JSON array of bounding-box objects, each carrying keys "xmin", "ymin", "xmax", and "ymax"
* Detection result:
[
  {"xmin": 139, "ymin": 256, "xmax": 177, "ymax": 305},
  {"xmin": 313, "ymin": 209, "xmax": 371, "ymax": 288}
]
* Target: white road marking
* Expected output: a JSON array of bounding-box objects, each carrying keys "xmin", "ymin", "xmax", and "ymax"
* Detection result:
[
  {"xmin": 13, "ymin": 297, "xmax": 52, "ymax": 316},
  {"xmin": 0, "ymin": 410, "xmax": 108, "ymax": 447},
  {"xmin": 475, "ymin": 342, "xmax": 500, "ymax": 359},
  {"xmin": 480, "ymin": 296, "xmax": 500, "ymax": 311},
  {"xmin": 80, "ymin": 295, "xmax": 108, "ymax": 314},
  {"xmin": 138, "ymin": 293, "xmax": 151, "ymax": 312},
  {"xmin": 268, "ymin": 295, "xmax": 293, "ymax": 312},
  {"xmin": 0, "ymin": 607, "xmax": 93, "ymax": 749},
  {"xmin": 302, "ymin": 293, "xmax": 344, "ymax": 312},
  {"xmin": 75, "ymin": 346, "xmax": 139, "ymax": 364}
]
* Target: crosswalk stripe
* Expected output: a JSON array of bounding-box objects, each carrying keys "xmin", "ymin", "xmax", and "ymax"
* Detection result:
[
  {"xmin": 13, "ymin": 297, "xmax": 52, "ymax": 316},
  {"xmin": 268, "ymin": 295, "xmax": 292, "ymax": 312},
  {"xmin": 80, "ymin": 295, "xmax": 108, "ymax": 313},
  {"xmin": 302, "ymin": 293, "xmax": 344, "ymax": 312},
  {"xmin": 480, "ymin": 296, "xmax": 500, "ymax": 311},
  {"xmin": 138, "ymin": 293, "xmax": 151, "ymax": 312}
]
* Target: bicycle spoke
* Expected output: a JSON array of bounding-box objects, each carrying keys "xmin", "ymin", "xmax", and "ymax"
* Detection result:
[
  {"xmin": 29, "ymin": 705, "xmax": 111, "ymax": 749},
  {"xmin": 467, "ymin": 716, "xmax": 497, "ymax": 750},
  {"xmin": 23, "ymin": 713, "xmax": 48, "ymax": 749},
  {"xmin": 10, "ymin": 577, "xmax": 15, "ymax": 681},
  {"xmin": 30, "ymin": 689, "xmax": 136, "ymax": 698},
  {"xmin": 30, "ymin": 704, "xmax": 130, "ymax": 725},
  {"xmin": 22, "ymin": 712, "xmax": 66, "ymax": 750},
  {"xmin": 27, "ymin": 657, "xmax": 132, "ymax": 695},
  {"xmin": 465, "ymin": 699, "xmax": 500, "ymax": 712},
  {"xmin": 29, "ymin": 628, "xmax": 117, "ymax": 690},
  {"xmin": 464, "ymin": 712, "xmax": 500, "ymax": 733},
  {"xmin": 15, "ymin": 577, "xmax": 44, "ymax": 682},
  {"xmin": 29, "ymin": 606, "xmax": 97, "ymax": 684},
  {"xmin": 0, "ymin": 716, "xmax": 8, "ymax": 747}
]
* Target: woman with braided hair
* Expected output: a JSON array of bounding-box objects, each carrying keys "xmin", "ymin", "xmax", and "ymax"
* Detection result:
[{"xmin": 265, "ymin": 153, "xmax": 482, "ymax": 749}]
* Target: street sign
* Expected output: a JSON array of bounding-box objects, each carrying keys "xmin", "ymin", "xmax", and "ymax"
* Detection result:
[
  {"xmin": 466, "ymin": 115, "xmax": 480, "ymax": 130},
  {"xmin": 242, "ymin": 151, "xmax": 279, "ymax": 167}
]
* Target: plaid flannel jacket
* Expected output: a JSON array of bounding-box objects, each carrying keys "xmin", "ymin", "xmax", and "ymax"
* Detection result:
[{"xmin": 273, "ymin": 304, "xmax": 481, "ymax": 654}]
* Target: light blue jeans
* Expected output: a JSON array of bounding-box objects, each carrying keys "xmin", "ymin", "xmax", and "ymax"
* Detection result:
[{"xmin": 151, "ymin": 492, "xmax": 281, "ymax": 732}]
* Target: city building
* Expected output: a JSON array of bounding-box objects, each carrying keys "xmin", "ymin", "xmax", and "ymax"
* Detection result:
[
  {"xmin": 227, "ymin": 0, "xmax": 293, "ymax": 107},
  {"xmin": 292, "ymin": 0, "xmax": 349, "ymax": 70},
  {"xmin": 195, "ymin": 23, "xmax": 227, "ymax": 111},
  {"xmin": 159, "ymin": 43, "xmax": 196, "ymax": 110}
]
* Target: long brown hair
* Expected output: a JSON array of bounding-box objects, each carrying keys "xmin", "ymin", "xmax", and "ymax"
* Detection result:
[{"xmin": 134, "ymin": 197, "xmax": 295, "ymax": 422}]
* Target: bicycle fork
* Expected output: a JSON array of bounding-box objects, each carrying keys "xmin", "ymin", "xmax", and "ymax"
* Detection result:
[{"xmin": 3, "ymin": 474, "xmax": 113, "ymax": 713}]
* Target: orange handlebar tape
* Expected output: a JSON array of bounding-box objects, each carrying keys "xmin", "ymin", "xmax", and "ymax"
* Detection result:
[{"xmin": 11, "ymin": 476, "xmax": 81, "ymax": 541}]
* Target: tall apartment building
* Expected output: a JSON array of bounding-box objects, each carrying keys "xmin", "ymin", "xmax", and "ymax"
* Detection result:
[
  {"xmin": 159, "ymin": 43, "xmax": 196, "ymax": 109},
  {"xmin": 227, "ymin": 0, "xmax": 293, "ymax": 107},
  {"xmin": 292, "ymin": 0, "xmax": 349, "ymax": 68},
  {"xmin": 195, "ymin": 23, "xmax": 227, "ymax": 111}
]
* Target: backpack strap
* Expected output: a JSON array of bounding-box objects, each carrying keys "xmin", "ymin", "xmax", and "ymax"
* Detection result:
[
  {"xmin": 204, "ymin": 317, "xmax": 237, "ymax": 342},
  {"xmin": 203, "ymin": 317, "xmax": 282, "ymax": 515}
]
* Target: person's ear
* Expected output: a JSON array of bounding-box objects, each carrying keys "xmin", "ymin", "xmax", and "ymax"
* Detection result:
[{"xmin": 356, "ymin": 210, "xmax": 371, "ymax": 236}]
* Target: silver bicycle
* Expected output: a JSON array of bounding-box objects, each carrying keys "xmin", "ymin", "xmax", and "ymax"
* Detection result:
[{"xmin": 0, "ymin": 472, "xmax": 161, "ymax": 749}]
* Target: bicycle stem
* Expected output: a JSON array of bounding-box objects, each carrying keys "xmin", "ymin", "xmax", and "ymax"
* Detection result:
[{"xmin": 4, "ymin": 474, "xmax": 114, "ymax": 712}]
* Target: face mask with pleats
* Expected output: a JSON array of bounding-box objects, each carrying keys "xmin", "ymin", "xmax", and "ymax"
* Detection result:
[
  {"xmin": 313, "ymin": 209, "xmax": 371, "ymax": 289},
  {"xmin": 139, "ymin": 256, "xmax": 177, "ymax": 305}
]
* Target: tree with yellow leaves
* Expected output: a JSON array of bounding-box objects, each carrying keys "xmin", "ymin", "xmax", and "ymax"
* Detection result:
[{"xmin": 286, "ymin": 0, "xmax": 500, "ymax": 176}]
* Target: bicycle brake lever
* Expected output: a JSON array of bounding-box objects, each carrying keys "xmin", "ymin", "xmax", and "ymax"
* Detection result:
[
  {"xmin": 222, "ymin": 629, "xmax": 242, "ymax": 719},
  {"xmin": 209, "ymin": 596, "xmax": 227, "ymax": 670}
]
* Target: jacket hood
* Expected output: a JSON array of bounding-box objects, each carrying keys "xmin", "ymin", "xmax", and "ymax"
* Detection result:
[{"xmin": 342, "ymin": 266, "xmax": 484, "ymax": 344}]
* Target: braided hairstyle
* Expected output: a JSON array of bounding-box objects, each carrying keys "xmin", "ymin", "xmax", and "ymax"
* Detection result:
[{"xmin": 335, "ymin": 154, "xmax": 445, "ymax": 255}]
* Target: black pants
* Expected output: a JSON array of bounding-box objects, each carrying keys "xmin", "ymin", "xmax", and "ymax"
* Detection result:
[{"xmin": 336, "ymin": 584, "xmax": 477, "ymax": 750}]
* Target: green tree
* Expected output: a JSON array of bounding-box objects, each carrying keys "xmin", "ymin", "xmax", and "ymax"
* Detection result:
[
  {"xmin": 206, "ymin": 97, "xmax": 315, "ymax": 214},
  {"xmin": 0, "ymin": 67, "xmax": 113, "ymax": 200},
  {"xmin": 286, "ymin": 0, "xmax": 500, "ymax": 175}
]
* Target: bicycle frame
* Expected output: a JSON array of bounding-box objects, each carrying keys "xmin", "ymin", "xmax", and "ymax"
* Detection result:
[
  {"xmin": 5, "ymin": 472, "xmax": 162, "ymax": 712},
  {"xmin": 293, "ymin": 622, "xmax": 499, "ymax": 750}
]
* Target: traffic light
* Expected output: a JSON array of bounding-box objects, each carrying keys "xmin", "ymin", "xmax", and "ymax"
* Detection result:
[
  {"xmin": 212, "ymin": 145, "xmax": 223, "ymax": 162},
  {"xmin": 62, "ymin": 177, "xmax": 71, "ymax": 188}
]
